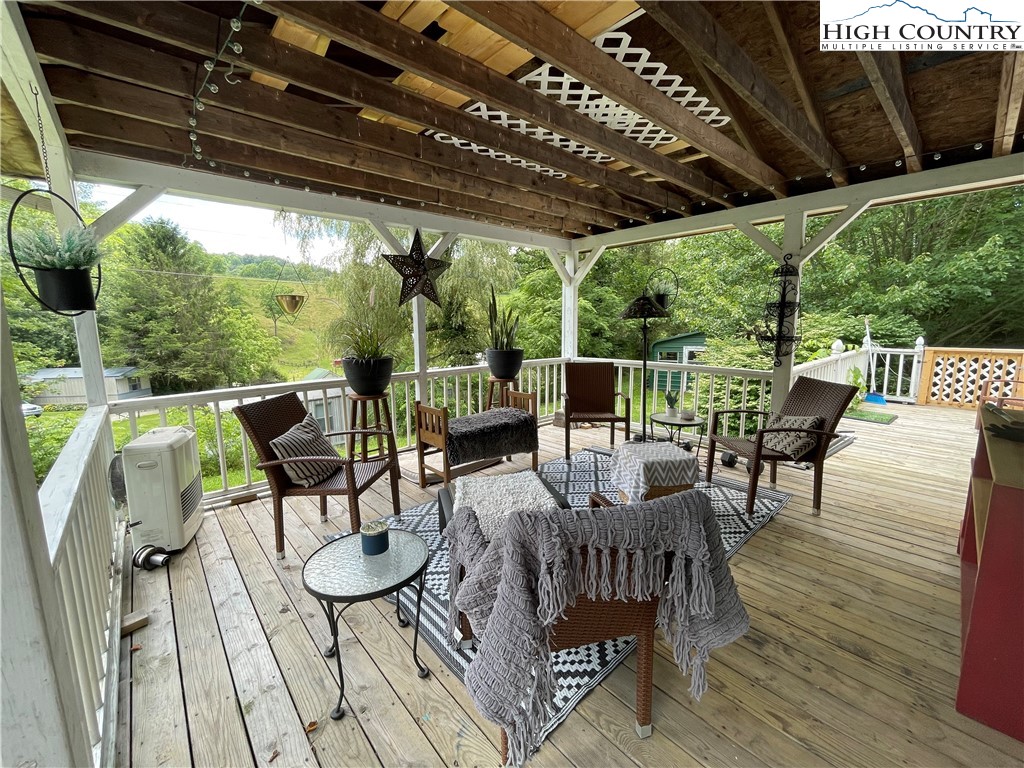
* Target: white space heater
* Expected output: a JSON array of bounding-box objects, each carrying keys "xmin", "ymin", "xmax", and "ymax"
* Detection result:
[{"xmin": 123, "ymin": 426, "xmax": 203, "ymax": 552}]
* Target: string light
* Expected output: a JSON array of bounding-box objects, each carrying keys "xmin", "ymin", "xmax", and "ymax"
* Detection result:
[{"xmin": 183, "ymin": 1, "xmax": 251, "ymax": 171}]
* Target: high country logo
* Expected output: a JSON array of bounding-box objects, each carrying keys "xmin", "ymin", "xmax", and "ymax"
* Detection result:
[{"xmin": 819, "ymin": 0, "xmax": 1022, "ymax": 50}]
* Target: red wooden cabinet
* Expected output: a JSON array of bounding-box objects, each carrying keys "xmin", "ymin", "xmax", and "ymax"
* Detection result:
[{"xmin": 956, "ymin": 406, "xmax": 1024, "ymax": 742}]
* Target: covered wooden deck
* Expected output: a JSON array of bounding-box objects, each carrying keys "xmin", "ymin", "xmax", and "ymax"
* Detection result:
[{"xmin": 116, "ymin": 404, "xmax": 1023, "ymax": 767}]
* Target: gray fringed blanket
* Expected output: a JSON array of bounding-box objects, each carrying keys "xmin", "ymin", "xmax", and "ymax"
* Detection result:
[
  {"xmin": 444, "ymin": 491, "xmax": 749, "ymax": 766},
  {"xmin": 446, "ymin": 407, "xmax": 537, "ymax": 467}
]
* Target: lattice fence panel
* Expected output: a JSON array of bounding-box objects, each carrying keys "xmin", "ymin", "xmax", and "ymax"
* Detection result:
[{"xmin": 918, "ymin": 348, "xmax": 1023, "ymax": 407}]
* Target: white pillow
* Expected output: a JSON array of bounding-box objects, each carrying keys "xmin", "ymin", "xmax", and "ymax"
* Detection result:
[
  {"xmin": 269, "ymin": 414, "xmax": 339, "ymax": 487},
  {"xmin": 761, "ymin": 413, "xmax": 823, "ymax": 459}
]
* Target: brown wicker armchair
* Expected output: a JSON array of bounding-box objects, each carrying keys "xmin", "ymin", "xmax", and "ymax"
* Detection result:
[
  {"xmin": 705, "ymin": 375, "xmax": 858, "ymax": 517},
  {"xmin": 233, "ymin": 392, "xmax": 400, "ymax": 559},
  {"xmin": 563, "ymin": 361, "xmax": 631, "ymax": 458}
]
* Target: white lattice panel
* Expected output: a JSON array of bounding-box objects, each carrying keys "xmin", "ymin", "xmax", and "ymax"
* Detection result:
[
  {"xmin": 429, "ymin": 28, "xmax": 731, "ymax": 177},
  {"xmin": 925, "ymin": 353, "xmax": 1019, "ymax": 406}
]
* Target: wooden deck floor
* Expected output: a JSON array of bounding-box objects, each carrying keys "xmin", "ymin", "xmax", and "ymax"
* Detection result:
[{"xmin": 116, "ymin": 405, "xmax": 1024, "ymax": 768}]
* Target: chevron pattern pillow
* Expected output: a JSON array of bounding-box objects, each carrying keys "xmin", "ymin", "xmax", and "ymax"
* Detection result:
[
  {"xmin": 761, "ymin": 413, "xmax": 822, "ymax": 459},
  {"xmin": 269, "ymin": 413, "xmax": 339, "ymax": 487}
]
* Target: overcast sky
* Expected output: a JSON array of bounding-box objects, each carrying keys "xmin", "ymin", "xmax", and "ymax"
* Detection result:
[{"xmin": 84, "ymin": 183, "xmax": 337, "ymax": 262}]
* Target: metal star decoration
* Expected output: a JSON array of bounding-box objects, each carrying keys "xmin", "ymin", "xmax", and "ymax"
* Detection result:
[{"xmin": 381, "ymin": 229, "xmax": 450, "ymax": 307}]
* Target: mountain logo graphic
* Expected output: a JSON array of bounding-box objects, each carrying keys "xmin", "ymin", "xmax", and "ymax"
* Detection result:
[
  {"xmin": 828, "ymin": 1, "xmax": 1017, "ymax": 24},
  {"xmin": 819, "ymin": 0, "xmax": 1022, "ymax": 50}
]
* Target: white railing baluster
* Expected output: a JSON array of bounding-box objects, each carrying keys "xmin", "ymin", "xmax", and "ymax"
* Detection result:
[{"xmin": 212, "ymin": 401, "xmax": 228, "ymax": 492}]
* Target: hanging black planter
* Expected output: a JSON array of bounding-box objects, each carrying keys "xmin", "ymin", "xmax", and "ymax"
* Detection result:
[
  {"xmin": 6, "ymin": 189, "xmax": 102, "ymax": 317},
  {"xmin": 32, "ymin": 267, "xmax": 97, "ymax": 311}
]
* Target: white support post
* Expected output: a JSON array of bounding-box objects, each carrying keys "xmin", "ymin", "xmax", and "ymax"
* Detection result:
[
  {"xmin": 560, "ymin": 251, "xmax": 578, "ymax": 359},
  {"xmin": 910, "ymin": 336, "xmax": 926, "ymax": 403},
  {"xmin": 3, "ymin": 1, "xmax": 108, "ymax": 408},
  {"xmin": 1, "ymin": 303, "xmax": 92, "ymax": 768},
  {"xmin": 770, "ymin": 212, "xmax": 808, "ymax": 411}
]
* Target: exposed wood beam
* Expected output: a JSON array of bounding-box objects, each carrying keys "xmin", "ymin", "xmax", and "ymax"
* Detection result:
[
  {"xmin": 571, "ymin": 155, "xmax": 1024, "ymax": 252},
  {"xmin": 994, "ymin": 52, "xmax": 1024, "ymax": 157},
  {"xmin": 70, "ymin": 146, "xmax": 574, "ymax": 247},
  {"xmin": 46, "ymin": 68, "xmax": 622, "ymax": 229},
  {"xmin": 686, "ymin": 58, "xmax": 784, "ymax": 198},
  {"xmin": 60, "ymin": 114, "xmax": 583, "ymax": 235},
  {"xmin": 856, "ymin": 52, "xmax": 924, "ymax": 173},
  {"xmin": 262, "ymin": 1, "xmax": 722, "ymax": 201},
  {"xmin": 89, "ymin": 184, "xmax": 165, "ymax": 241},
  {"xmin": 250, "ymin": 17, "xmax": 331, "ymax": 90},
  {"xmin": 448, "ymin": 0, "xmax": 785, "ymax": 196},
  {"xmin": 638, "ymin": 1, "xmax": 845, "ymax": 179},
  {"xmin": 49, "ymin": 2, "xmax": 687, "ymax": 212},
  {"xmin": 761, "ymin": 2, "xmax": 847, "ymax": 186},
  {"xmin": 29, "ymin": 20, "xmax": 648, "ymax": 223}
]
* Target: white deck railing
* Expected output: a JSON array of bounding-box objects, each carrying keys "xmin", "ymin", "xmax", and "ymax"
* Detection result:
[
  {"xmin": 577, "ymin": 357, "xmax": 774, "ymax": 438},
  {"xmin": 36, "ymin": 405, "xmax": 122, "ymax": 766},
  {"xmin": 108, "ymin": 358, "xmax": 568, "ymax": 502},
  {"xmin": 792, "ymin": 346, "xmax": 869, "ymax": 388}
]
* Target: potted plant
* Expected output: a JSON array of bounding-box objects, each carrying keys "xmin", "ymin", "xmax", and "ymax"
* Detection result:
[
  {"xmin": 664, "ymin": 390, "xmax": 679, "ymax": 417},
  {"xmin": 340, "ymin": 292, "xmax": 396, "ymax": 396},
  {"xmin": 486, "ymin": 285, "xmax": 523, "ymax": 380},
  {"xmin": 12, "ymin": 225, "xmax": 103, "ymax": 311}
]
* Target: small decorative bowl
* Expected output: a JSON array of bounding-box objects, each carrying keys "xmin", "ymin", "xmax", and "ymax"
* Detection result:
[
  {"xmin": 360, "ymin": 520, "xmax": 390, "ymax": 555},
  {"xmin": 678, "ymin": 410, "xmax": 696, "ymax": 421}
]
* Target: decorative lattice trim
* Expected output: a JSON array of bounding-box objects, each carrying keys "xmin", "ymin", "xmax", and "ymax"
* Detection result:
[{"xmin": 429, "ymin": 28, "xmax": 731, "ymax": 177}]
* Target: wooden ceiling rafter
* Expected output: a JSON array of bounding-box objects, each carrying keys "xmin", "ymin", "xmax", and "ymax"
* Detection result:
[
  {"xmin": 260, "ymin": 1, "xmax": 723, "ymax": 202},
  {"xmin": 249, "ymin": 16, "xmax": 331, "ymax": 91},
  {"xmin": 637, "ymin": 1, "xmax": 846, "ymax": 185},
  {"xmin": 67, "ymin": 135, "xmax": 573, "ymax": 238},
  {"xmin": 446, "ymin": 0, "xmax": 785, "ymax": 197},
  {"xmin": 48, "ymin": 1, "xmax": 689, "ymax": 214},
  {"xmin": 994, "ymin": 51, "xmax": 1024, "ymax": 158},
  {"xmin": 761, "ymin": 1, "xmax": 847, "ymax": 187},
  {"xmin": 857, "ymin": 52, "xmax": 924, "ymax": 173},
  {"xmin": 59, "ymin": 108, "xmax": 587, "ymax": 235},
  {"xmin": 29, "ymin": 19, "xmax": 647, "ymax": 224},
  {"xmin": 45, "ymin": 68, "xmax": 625, "ymax": 231}
]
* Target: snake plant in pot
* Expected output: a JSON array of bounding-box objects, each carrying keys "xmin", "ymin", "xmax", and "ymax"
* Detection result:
[
  {"xmin": 664, "ymin": 390, "xmax": 680, "ymax": 417},
  {"xmin": 486, "ymin": 285, "xmax": 523, "ymax": 380},
  {"xmin": 11, "ymin": 225, "xmax": 104, "ymax": 312}
]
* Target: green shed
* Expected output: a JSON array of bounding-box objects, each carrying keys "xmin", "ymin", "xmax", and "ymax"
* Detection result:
[{"xmin": 649, "ymin": 332, "xmax": 707, "ymax": 391}]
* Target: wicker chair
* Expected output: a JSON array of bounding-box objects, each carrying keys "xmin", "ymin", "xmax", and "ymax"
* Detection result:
[
  {"xmin": 459, "ymin": 491, "xmax": 666, "ymax": 763},
  {"xmin": 705, "ymin": 375, "xmax": 858, "ymax": 517},
  {"xmin": 563, "ymin": 361, "xmax": 631, "ymax": 458},
  {"xmin": 233, "ymin": 392, "xmax": 400, "ymax": 559}
]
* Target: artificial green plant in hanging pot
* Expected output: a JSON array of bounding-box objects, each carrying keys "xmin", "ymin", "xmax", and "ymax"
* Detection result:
[
  {"xmin": 12, "ymin": 225, "xmax": 104, "ymax": 312},
  {"xmin": 485, "ymin": 285, "xmax": 523, "ymax": 380}
]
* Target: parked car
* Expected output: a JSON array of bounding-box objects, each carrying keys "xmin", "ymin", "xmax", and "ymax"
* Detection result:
[{"xmin": 21, "ymin": 402, "xmax": 43, "ymax": 418}]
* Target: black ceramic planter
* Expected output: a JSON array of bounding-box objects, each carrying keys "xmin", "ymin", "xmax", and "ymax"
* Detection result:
[
  {"xmin": 33, "ymin": 267, "xmax": 96, "ymax": 311},
  {"xmin": 342, "ymin": 356, "xmax": 394, "ymax": 396},
  {"xmin": 485, "ymin": 348, "xmax": 524, "ymax": 380}
]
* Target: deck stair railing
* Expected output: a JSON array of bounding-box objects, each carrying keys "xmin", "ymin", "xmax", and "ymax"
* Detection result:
[{"xmin": 35, "ymin": 405, "xmax": 122, "ymax": 767}]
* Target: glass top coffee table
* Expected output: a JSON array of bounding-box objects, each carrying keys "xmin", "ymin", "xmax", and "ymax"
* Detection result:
[
  {"xmin": 302, "ymin": 528, "xmax": 429, "ymax": 720},
  {"xmin": 650, "ymin": 412, "xmax": 706, "ymax": 457}
]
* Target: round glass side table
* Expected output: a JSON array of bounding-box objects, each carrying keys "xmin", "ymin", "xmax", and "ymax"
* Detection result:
[
  {"xmin": 302, "ymin": 528, "xmax": 429, "ymax": 719},
  {"xmin": 649, "ymin": 412, "xmax": 706, "ymax": 457}
]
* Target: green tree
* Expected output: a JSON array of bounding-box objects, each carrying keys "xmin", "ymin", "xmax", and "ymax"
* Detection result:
[{"xmin": 99, "ymin": 218, "xmax": 280, "ymax": 392}]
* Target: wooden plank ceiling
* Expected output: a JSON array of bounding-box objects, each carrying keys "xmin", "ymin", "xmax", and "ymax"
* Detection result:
[{"xmin": 14, "ymin": 1, "xmax": 1022, "ymax": 239}]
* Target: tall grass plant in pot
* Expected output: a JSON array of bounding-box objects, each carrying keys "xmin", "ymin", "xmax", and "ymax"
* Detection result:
[
  {"xmin": 339, "ymin": 292, "xmax": 396, "ymax": 395},
  {"xmin": 485, "ymin": 285, "xmax": 523, "ymax": 379}
]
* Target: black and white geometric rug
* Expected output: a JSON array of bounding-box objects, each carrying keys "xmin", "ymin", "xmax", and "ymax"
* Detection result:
[{"xmin": 331, "ymin": 450, "xmax": 789, "ymax": 750}]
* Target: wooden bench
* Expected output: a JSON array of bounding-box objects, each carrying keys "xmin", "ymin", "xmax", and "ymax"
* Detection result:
[{"xmin": 414, "ymin": 391, "xmax": 538, "ymax": 488}]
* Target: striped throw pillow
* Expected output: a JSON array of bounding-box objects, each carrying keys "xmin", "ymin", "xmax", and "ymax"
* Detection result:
[
  {"xmin": 761, "ymin": 413, "xmax": 823, "ymax": 459},
  {"xmin": 269, "ymin": 414, "xmax": 339, "ymax": 487}
]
